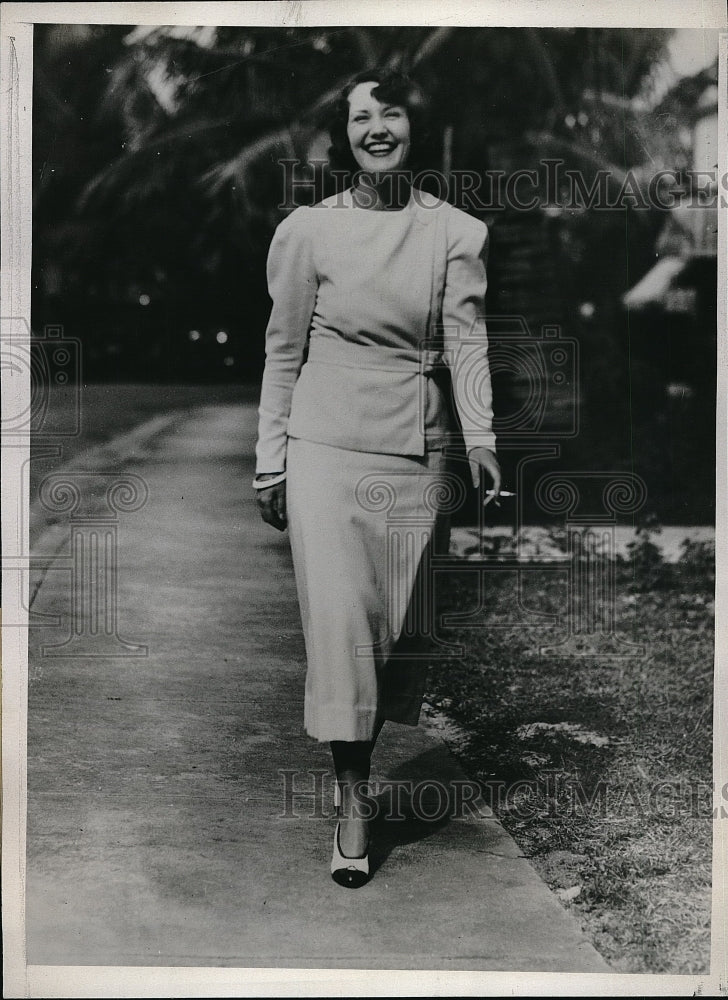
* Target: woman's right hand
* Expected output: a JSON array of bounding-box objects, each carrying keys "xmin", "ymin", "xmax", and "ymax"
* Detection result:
[{"xmin": 255, "ymin": 476, "xmax": 287, "ymax": 532}]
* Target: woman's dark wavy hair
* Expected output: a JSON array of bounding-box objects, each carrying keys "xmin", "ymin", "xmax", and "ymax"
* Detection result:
[{"xmin": 326, "ymin": 68, "xmax": 432, "ymax": 176}]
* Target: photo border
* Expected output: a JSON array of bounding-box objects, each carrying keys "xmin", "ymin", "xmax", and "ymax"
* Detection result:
[{"xmin": 2, "ymin": 2, "xmax": 726, "ymax": 996}]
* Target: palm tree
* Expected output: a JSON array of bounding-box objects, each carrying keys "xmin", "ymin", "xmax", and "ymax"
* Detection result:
[
  {"xmin": 33, "ymin": 24, "xmax": 674, "ymax": 381},
  {"xmin": 75, "ymin": 25, "xmax": 673, "ymax": 218}
]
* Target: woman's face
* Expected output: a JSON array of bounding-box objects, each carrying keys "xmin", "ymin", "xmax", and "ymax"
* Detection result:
[{"xmin": 346, "ymin": 81, "xmax": 411, "ymax": 173}]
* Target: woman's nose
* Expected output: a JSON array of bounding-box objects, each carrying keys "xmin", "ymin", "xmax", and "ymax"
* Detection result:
[{"xmin": 367, "ymin": 117, "xmax": 389, "ymax": 137}]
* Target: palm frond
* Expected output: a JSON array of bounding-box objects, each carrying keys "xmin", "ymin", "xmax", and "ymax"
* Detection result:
[
  {"xmin": 582, "ymin": 88, "xmax": 640, "ymax": 112},
  {"xmin": 192, "ymin": 74, "xmax": 353, "ymax": 201},
  {"xmin": 526, "ymin": 131, "xmax": 629, "ymax": 187},
  {"xmin": 410, "ymin": 27, "xmax": 458, "ymax": 68},
  {"xmin": 198, "ymin": 126, "xmax": 298, "ymax": 196},
  {"xmin": 345, "ymin": 27, "xmax": 380, "ymax": 68},
  {"xmin": 76, "ymin": 118, "xmax": 234, "ymax": 210},
  {"xmin": 523, "ymin": 28, "xmax": 566, "ymax": 119}
]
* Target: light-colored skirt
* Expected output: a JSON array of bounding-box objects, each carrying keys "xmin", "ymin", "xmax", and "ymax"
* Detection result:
[{"xmin": 286, "ymin": 436, "xmax": 456, "ymax": 742}]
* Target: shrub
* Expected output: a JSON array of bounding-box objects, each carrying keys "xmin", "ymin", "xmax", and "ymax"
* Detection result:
[{"xmin": 622, "ymin": 517, "xmax": 673, "ymax": 592}]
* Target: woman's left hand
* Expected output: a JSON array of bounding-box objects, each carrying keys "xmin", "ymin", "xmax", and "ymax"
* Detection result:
[{"xmin": 467, "ymin": 446, "xmax": 502, "ymax": 505}]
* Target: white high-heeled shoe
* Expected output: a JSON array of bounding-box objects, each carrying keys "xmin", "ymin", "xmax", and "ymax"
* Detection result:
[{"xmin": 331, "ymin": 822, "xmax": 370, "ymax": 888}]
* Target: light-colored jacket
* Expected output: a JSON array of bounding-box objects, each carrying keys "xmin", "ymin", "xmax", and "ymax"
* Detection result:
[{"xmin": 255, "ymin": 187, "xmax": 496, "ymax": 473}]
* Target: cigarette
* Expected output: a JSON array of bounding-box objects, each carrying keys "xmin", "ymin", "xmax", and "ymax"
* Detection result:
[{"xmin": 485, "ymin": 490, "xmax": 516, "ymax": 496}]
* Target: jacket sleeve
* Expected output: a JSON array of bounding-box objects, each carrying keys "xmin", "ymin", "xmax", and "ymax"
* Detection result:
[
  {"xmin": 255, "ymin": 208, "xmax": 319, "ymax": 473},
  {"xmin": 441, "ymin": 212, "xmax": 497, "ymax": 454}
]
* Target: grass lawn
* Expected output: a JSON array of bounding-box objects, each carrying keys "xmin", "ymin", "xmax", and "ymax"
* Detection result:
[{"xmin": 426, "ymin": 534, "xmax": 715, "ymax": 974}]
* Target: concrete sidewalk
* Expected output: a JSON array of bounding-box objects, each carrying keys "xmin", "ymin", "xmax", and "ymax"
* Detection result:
[{"xmin": 26, "ymin": 403, "xmax": 609, "ymax": 972}]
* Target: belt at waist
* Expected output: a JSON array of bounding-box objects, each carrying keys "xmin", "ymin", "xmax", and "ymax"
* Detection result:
[
  {"xmin": 306, "ymin": 337, "xmax": 443, "ymax": 376},
  {"xmin": 288, "ymin": 337, "xmax": 453, "ymax": 457}
]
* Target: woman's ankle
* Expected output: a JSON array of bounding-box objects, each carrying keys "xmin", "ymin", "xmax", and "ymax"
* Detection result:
[{"xmin": 337, "ymin": 814, "xmax": 370, "ymax": 858}]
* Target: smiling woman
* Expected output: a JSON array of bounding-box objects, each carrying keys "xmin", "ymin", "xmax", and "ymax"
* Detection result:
[
  {"xmin": 346, "ymin": 81, "xmax": 411, "ymax": 173},
  {"xmin": 253, "ymin": 66, "xmax": 501, "ymax": 887},
  {"xmin": 326, "ymin": 68, "xmax": 432, "ymax": 180}
]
